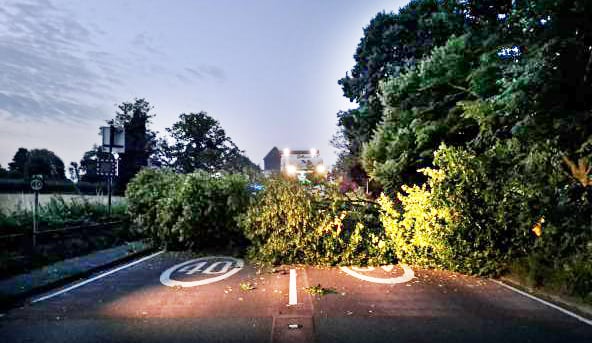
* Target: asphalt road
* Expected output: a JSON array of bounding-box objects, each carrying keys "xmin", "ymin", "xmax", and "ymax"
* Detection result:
[{"xmin": 0, "ymin": 251, "xmax": 590, "ymax": 343}]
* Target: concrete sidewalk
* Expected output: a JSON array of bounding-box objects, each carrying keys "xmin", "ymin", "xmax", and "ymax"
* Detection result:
[{"xmin": 0, "ymin": 241, "xmax": 153, "ymax": 309}]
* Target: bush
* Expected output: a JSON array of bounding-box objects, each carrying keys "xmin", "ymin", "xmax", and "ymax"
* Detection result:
[
  {"xmin": 126, "ymin": 169, "xmax": 250, "ymax": 250},
  {"xmin": 239, "ymin": 176, "xmax": 394, "ymax": 265},
  {"xmin": 377, "ymin": 172, "xmax": 454, "ymax": 269}
]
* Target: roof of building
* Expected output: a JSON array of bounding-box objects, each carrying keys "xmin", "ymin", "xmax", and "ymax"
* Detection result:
[{"xmin": 263, "ymin": 147, "xmax": 280, "ymax": 161}]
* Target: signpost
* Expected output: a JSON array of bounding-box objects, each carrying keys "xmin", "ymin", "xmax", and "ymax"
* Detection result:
[
  {"xmin": 30, "ymin": 174, "xmax": 44, "ymax": 247},
  {"xmin": 99, "ymin": 125, "xmax": 125, "ymax": 216}
]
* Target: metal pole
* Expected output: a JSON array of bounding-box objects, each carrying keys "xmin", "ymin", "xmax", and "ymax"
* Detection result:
[
  {"xmin": 108, "ymin": 125, "xmax": 114, "ymax": 217},
  {"xmin": 33, "ymin": 190, "xmax": 38, "ymax": 247}
]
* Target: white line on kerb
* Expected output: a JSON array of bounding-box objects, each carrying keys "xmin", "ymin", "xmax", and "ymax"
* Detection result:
[
  {"xmin": 492, "ymin": 279, "xmax": 592, "ymax": 326},
  {"xmin": 289, "ymin": 268, "xmax": 297, "ymax": 305},
  {"xmin": 32, "ymin": 250, "xmax": 164, "ymax": 304}
]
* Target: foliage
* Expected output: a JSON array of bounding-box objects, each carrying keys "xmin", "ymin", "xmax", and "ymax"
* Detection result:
[
  {"xmin": 0, "ymin": 164, "xmax": 8, "ymax": 178},
  {"xmin": 126, "ymin": 169, "xmax": 250, "ymax": 250},
  {"xmin": 6, "ymin": 148, "xmax": 67, "ymax": 180},
  {"xmin": 0, "ymin": 195, "xmax": 127, "ymax": 234},
  {"xmin": 345, "ymin": 0, "xmax": 592, "ymax": 300},
  {"xmin": 165, "ymin": 112, "xmax": 259, "ymax": 174},
  {"xmin": 124, "ymin": 169, "xmax": 180, "ymax": 245},
  {"xmin": 378, "ymin": 178, "xmax": 454, "ymax": 269},
  {"xmin": 336, "ymin": 0, "xmax": 465, "ymax": 179},
  {"xmin": 363, "ymin": 35, "xmax": 479, "ymax": 190},
  {"xmin": 8, "ymin": 148, "xmax": 29, "ymax": 178},
  {"xmin": 239, "ymin": 177, "xmax": 393, "ymax": 266},
  {"xmin": 304, "ymin": 284, "xmax": 337, "ymax": 296},
  {"xmin": 109, "ymin": 98, "xmax": 158, "ymax": 193}
]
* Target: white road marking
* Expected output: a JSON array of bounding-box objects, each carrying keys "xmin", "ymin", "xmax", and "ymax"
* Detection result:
[
  {"xmin": 160, "ymin": 256, "xmax": 244, "ymax": 287},
  {"xmin": 32, "ymin": 250, "xmax": 164, "ymax": 304},
  {"xmin": 340, "ymin": 264, "xmax": 415, "ymax": 284},
  {"xmin": 289, "ymin": 269, "xmax": 297, "ymax": 305},
  {"xmin": 492, "ymin": 280, "xmax": 592, "ymax": 326}
]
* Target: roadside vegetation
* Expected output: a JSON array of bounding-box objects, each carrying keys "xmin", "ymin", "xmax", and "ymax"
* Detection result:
[
  {"xmin": 0, "ymin": 195, "xmax": 137, "ymax": 278},
  {"xmin": 332, "ymin": 0, "xmax": 592, "ymax": 303},
  {"xmin": 0, "ymin": 195, "xmax": 128, "ymax": 235}
]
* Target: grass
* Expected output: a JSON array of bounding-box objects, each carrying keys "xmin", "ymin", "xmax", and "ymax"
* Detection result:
[
  {"xmin": 0, "ymin": 193, "xmax": 125, "ymax": 213},
  {"xmin": 0, "ymin": 194, "xmax": 128, "ymax": 235}
]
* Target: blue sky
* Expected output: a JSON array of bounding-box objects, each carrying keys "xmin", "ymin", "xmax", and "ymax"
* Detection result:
[{"xmin": 0, "ymin": 0, "xmax": 406, "ymax": 170}]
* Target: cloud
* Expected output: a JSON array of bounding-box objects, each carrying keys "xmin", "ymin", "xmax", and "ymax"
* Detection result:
[
  {"xmin": 184, "ymin": 65, "xmax": 226, "ymax": 81},
  {"xmin": 200, "ymin": 65, "xmax": 227, "ymax": 80},
  {"xmin": 131, "ymin": 32, "xmax": 164, "ymax": 56},
  {"xmin": 185, "ymin": 67, "xmax": 204, "ymax": 79},
  {"xmin": 0, "ymin": 0, "xmax": 116, "ymax": 121}
]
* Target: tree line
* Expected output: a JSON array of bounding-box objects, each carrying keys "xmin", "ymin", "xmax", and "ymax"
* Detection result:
[
  {"xmin": 333, "ymin": 0, "xmax": 592, "ymax": 295},
  {"xmin": 1, "ymin": 99, "xmax": 259, "ymax": 194},
  {"xmin": 335, "ymin": 0, "xmax": 591, "ymax": 189}
]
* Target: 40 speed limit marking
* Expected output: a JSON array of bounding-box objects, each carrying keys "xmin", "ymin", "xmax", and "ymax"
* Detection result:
[{"xmin": 160, "ymin": 256, "xmax": 244, "ymax": 288}]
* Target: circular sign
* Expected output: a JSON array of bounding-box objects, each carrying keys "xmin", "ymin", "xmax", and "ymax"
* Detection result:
[
  {"xmin": 160, "ymin": 256, "xmax": 244, "ymax": 288},
  {"xmin": 30, "ymin": 179, "xmax": 43, "ymax": 191},
  {"xmin": 339, "ymin": 264, "xmax": 415, "ymax": 284}
]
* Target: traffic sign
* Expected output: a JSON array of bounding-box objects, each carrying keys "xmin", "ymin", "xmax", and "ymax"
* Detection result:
[
  {"xmin": 100, "ymin": 126, "xmax": 125, "ymax": 153},
  {"xmin": 97, "ymin": 158, "xmax": 117, "ymax": 176},
  {"xmin": 30, "ymin": 175, "xmax": 44, "ymax": 191}
]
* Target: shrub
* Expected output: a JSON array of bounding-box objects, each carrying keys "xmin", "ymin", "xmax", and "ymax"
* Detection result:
[
  {"xmin": 125, "ymin": 169, "xmax": 181, "ymax": 245},
  {"xmin": 239, "ymin": 176, "xmax": 394, "ymax": 265},
  {"xmin": 378, "ymin": 170, "xmax": 454, "ymax": 269},
  {"xmin": 126, "ymin": 169, "xmax": 250, "ymax": 250}
]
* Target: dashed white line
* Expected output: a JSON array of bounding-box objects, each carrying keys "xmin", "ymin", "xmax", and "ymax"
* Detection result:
[
  {"xmin": 32, "ymin": 250, "xmax": 164, "ymax": 304},
  {"xmin": 289, "ymin": 269, "xmax": 297, "ymax": 305},
  {"xmin": 492, "ymin": 279, "xmax": 592, "ymax": 326}
]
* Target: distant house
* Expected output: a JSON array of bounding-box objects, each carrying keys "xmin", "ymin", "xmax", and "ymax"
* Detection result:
[
  {"xmin": 263, "ymin": 146, "xmax": 326, "ymax": 177},
  {"xmin": 263, "ymin": 147, "xmax": 281, "ymax": 172}
]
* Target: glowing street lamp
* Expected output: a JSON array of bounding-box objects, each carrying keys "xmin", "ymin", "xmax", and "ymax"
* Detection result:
[
  {"xmin": 286, "ymin": 164, "xmax": 297, "ymax": 176},
  {"xmin": 315, "ymin": 164, "xmax": 326, "ymax": 175}
]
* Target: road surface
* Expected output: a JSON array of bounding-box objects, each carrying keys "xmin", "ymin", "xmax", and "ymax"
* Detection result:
[{"xmin": 0, "ymin": 251, "xmax": 590, "ymax": 342}]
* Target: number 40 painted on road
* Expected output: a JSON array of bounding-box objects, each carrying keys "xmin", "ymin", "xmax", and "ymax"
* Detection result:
[
  {"xmin": 177, "ymin": 260, "xmax": 234, "ymax": 275},
  {"xmin": 160, "ymin": 256, "xmax": 244, "ymax": 288}
]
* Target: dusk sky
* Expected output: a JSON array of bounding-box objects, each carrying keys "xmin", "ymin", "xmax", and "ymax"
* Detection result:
[{"xmin": 0, "ymin": 0, "xmax": 406, "ymax": 170}]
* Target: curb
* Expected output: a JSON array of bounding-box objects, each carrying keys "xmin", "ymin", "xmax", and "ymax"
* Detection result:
[{"xmin": 0, "ymin": 244, "xmax": 157, "ymax": 311}]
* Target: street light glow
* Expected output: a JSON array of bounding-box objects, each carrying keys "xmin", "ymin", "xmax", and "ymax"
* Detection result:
[
  {"xmin": 286, "ymin": 164, "xmax": 297, "ymax": 175},
  {"xmin": 283, "ymin": 148, "xmax": 291, "ymax": 156},
  {"xmin": 310, "ymin": 148, "xmax": 317, "ymax": 156},
  {"xmin": 315, "ymin": 164, "xmax": 326, "ymax": 174}
]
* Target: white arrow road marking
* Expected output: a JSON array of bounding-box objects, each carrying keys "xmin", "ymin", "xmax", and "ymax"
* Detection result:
[{"xmin": 340, "ymin": 264, "xmax": 415, "ymax": 284}]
